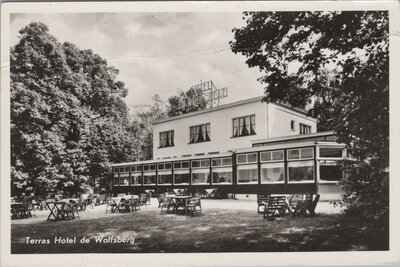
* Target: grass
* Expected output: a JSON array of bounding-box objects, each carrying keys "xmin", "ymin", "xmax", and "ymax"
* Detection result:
[{"xmin": 11, "ymin": 208, "xmax": 388, "ymax": 253}]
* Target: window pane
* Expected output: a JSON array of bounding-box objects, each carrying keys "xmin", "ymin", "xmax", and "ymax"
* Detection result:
[
  {"xmin": 205, "ymin": 124, "xmax": 210, "ymax": 141},
  {"xmin": 174, "ymin": 171, "xmax": 190, "ymax": 184},
  {"xmin": 222, "ymin": 157, "xmax": 232, "ymax": 166},
  {"xmin": 260, "ymin": 151, "xmax": 272, "ymax": 162},
  {"xmin": 192, "ymin": 169, "xmax": 210, "ymax": 184},
  {"xmin": 165, "ymin": 163, "xmax": 172, "ymax": 169},
  {"xmin": 212, "ymin": 168, "xmax": 233, "ymax": 184},
  {"xmin": 237, "ymin": 165, "xmax": 258, "ymax": 183},
  {"xmin": 158, "ymin": 172, "xmax": 172, "ymax": 184},
  {"xmin": 212, "ymin": 159, "xmax": 222, "ymax": 166},
  {"xmin": 192, "ymin": 160, "xmax": 200, "ymax": 168},
  {"xmin": 174, "ymin": 162, "xmax": 181, "ymax": 169},
  {"xmin": 119, "ymin": 167, "xmax": 124, "ymax": 172},
  {"xmin": 201, "ymin": 159, "xmax": 210, "ymax": 167},
  {"xmin": 149, "ymin": 164, "xmax": 156, "ymax": 170},
  {"xmin": 158, "ymin": 164, "xmax": 164, "ymax": 170},
  {"xmin": 319, "ymin": 161, "xmax": 342, "ymax": 181},
  {"xmin": 114, "ymin": 175, "xmax": 119, "ymax": 186},
  {"xmin": 120, "ymin": 176, "xmax": 129, "ymax": 186},
  {"xmin": 272, "ymin": 151, "xmax": 284, "ymax": 161},
  {"xmin": 261, "ymin": 163, "xmax": 284, "ymax": 183},
  {"xmin": 287, "ymin": 149, "xmax": 300, "ymax": 160},
  {"xmin": 182, "ymin": 161, "xmax": 190, "ymax": 169},
  {"xmin": 114, "ymin": 167, "xmax": 119, "ymax": 173},
  {"xmin": 136, "ymin": 165, "xmax": 142, "ymax": 171},
  {"xmin": 143, "ymin": 165, "xmax": 149, "ymax": 171},
  {"xmin": 143, "ymin": 173, "xmax": 156, "ymax": 184},
  {"xmin": 131, "ymin": 173, "xmax": 142, "ymax": 185},
  {"xmin": 319, "ymin": 148, "xmax": 343, "ymax": 158},
  {"xmin": 300, "ymin": 148, "xmax": 314, "ymax": 159},
  {"xmin": 288, "ymin": 161, "xmax": 314, "ymax": 182},
  {"xmin": 237, "ymin": 154, "xmax": 247, "ymax": 164},
  {"xmin": 247, "ymin": 153, "xmax": 257, "ymax": 163},
  {"xmin": 130, "ymin": 166, "xmax": 136, "ymax": 172}
]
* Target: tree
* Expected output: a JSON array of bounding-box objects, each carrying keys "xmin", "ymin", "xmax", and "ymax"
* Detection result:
[
  {"xmin": 11, "ymin": 22, "xmax": 139, "ymax": 196},
  {"xmin": 231, "ymin": 11, "xmax": 389, "ymax": 223},
  {"xmin": 131, "ymin": 94, "xmax": 168, "ymax": 160},
  {"xmin": 167, "ymin": 87, "xmax": 207, "ymax": 117}
]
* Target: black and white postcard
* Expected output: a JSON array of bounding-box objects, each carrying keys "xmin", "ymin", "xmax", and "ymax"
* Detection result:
[{"xmin": 1, "ymin": 1, "xmax": 400, "ymax": 267}]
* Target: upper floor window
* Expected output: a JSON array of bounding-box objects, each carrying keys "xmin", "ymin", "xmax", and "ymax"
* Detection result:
[
  {"xmin": 159, "ymin": 130, "xmax": 174, "ymax": 148},
  {"xmin": 299, "ymin": 123, "xmax": 311, "ymax": 135},
  {"xmin": 233, "ymin": 115, "xmax": 256, "ymax": 137},
  {"xmin": 190, "ymin": 123, "xmax": 210, "ymax": 144},
  {"xmin": 291, "ymin": 120, "xmax": 295, "ymax": 131}
]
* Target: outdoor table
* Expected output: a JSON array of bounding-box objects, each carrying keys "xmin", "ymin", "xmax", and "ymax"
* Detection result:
[{"xmin": 169, "ymin": 196, "xmax": 191, "ymax": 212}]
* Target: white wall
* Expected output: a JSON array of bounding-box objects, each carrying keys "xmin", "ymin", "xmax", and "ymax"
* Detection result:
[
  {"xmin": 153, "ymin": 100, "xmax": 317, "ymax": 159},
  {"xmin": 267, "ymin": 104, "xmax": 317, "ymax": 138},
  {"xmin": 153, "ymin": 100, "xmax": 267, "ymax": 159}
]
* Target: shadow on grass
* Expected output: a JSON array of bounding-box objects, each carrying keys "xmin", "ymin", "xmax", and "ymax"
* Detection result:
[{"xmin": 11, "ymin": 209, "xmax": 388, "ymax": 253}]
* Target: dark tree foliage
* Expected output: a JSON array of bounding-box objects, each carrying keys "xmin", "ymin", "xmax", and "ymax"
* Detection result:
[
  {"xmin": 231, "ymin": 11, "xmax": 389, "ymax": 223},
  {"xmin": 11, "ymin": 22, "xmax": 139, "ymax": 196},
  {"xmin": 167, "ymin": 88, "xmax": 207, "ymax": 117}
]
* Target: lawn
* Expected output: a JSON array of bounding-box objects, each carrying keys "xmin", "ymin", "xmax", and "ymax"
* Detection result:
[{"xmin": 11, "ymin": 207, "xmax": 388, "ymax": 253}]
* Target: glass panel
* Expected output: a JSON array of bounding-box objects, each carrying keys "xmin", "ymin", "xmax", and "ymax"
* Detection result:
[
  {"xmin": 287, "ymin": 149, "xmax": 300, "ymax": 160},
  {"xmin": 192, "ymin": 169, "xmax": 210, "ymax": 184},
  {"xmin": 114, "ymin": 167, "xmax": 119, "ymax": 173},
  {"xmin": 272, "ymin": 150, "xmax": 284, "ymax": 161},
  {"xmin": 174, "ymin": 162, "xmax": 181, "ymax": 169},
  {"xmin": 143, "ymin": 173, "xmax": 156, "ymax": 184},
  {"xmin": 288, "ymin": 161, "xmax": 314, "ymax": 182},
  {"xmin": 233, "ymin": 118, "xmax": 239, "ymax": 137},
  {"xmin": 201, "ymin": 159, "xmax": 210, "ymax": 167},
  {"xmin": 237, "ymin": 154, "xmax": 247, "ymax": 164},
  {"xmin": 205, "ymin": 124, "xmax": 210, "ymax": 141},
  {"xmin": 247, "ymin": 153, "xmax": 257, "ymax": 163},
  {"xmin": 165, "ymin": 163, "xmax": 172, "ymax": 170},
  {"xmin": 174, "ymin": 171, "xmax": 190, "ymax": 184},
  {"xmin": 131, "ymin": 173, "xmax": 142, "ymax": 185},
  {"xmin": 158, "ymin": 173, "xmax": 172, "ymax": 184},
  {"xmin": 114, "ymin": 176, "xmax": 119, "ymax": 186},
  {"xmin": 182, "ymin": 161, "xmax": 190, "ymax": 169},
  {"xmin": 192, "ymin": 160, "xmax": 200, "ymax": 168},
  {"xmin": 319, "ymin": 148, "xmax": 343, "ymax": 158},
  {"xmin": 120, "ymin": 176, "xmax": 129, "ymax": 186},
  {"xmin": 212, "ymin": 158, "xmax": 222, "ymax": 166},
  {"xmin": 250, "ymin": 115, "xmax": 256, "ymax": 135},
  {"xmin": 319, "ymin": 161, "xmax": 342, "ymax": 181},
  {"xmin": 300, "ymin": 148, "xmax": 314, "ymax": 159},
  {"xmin": 212, "ymin": 167, "xmax": 233, "ymax": 184},
  {"xmin": 222, "ymin": 157, "xmax": 232, "ymax": 166},
  {"xmin": 158, "ymin": 164, "xmax": 164, "ymax": 170},
  {"xmin": 260, "ymin": 151, "xmax": 272, "ymax": 162},
  {"xmin": 149, "ymin": 164, "xmax": 156, "ymax": 171},
  {"xmin": 119, "ymin": 167, "xmax": 124, "ymax": 172},
  {"xmin": 130, "ymin": 166, "xmax": 136, "ymax": 172},
  {"xmin": 261, "ymin": 163, "xmax": 284, "ymax": 183},
  {"xmin": 143, "ymin": 165, "xmax": 149, "ymax": 171},
  {"xmin": 237, "ymin": 165, "xmax": 258, "ymax": 183},
  {"xmin": 136, "ymin": 165, "xmax": 142, "ymax": 171}
]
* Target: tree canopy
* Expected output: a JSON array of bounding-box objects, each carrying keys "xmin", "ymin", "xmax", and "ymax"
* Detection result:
[
  {"xmin": 167, "ymin": 87, "xmax": 207, "ymax": 117},
  {"xmin": 11, "ymin": 22, "xmax": 139, "ymax": 196},
  {"xmin": 231, "ymin": 11, "xmax": 389, "ymax": 222}
]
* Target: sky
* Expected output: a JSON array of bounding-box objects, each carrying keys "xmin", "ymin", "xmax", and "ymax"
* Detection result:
[{"xmin": 10, "ymin": 13, "xmax": 265, "ymax": 108}]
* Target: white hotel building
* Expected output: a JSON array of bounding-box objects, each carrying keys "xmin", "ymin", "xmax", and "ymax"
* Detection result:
[{"xmin": 112, "ymin": 96, "xmax": 344, "ymax": 199}]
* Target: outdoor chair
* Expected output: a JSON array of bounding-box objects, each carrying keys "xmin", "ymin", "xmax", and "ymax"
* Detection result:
[
  {"xmin": 105, "ymin": 199, "xmax": 117, "ymax": 213},
  {"xmin": 157, "ymin": 194, "xmax": 165, "ymax": 208},
  {"xmin": 293, "ymin": 194, "xmax": 320, "ymax": 216},
  {"xmin": 160, "ymin": 197, "xmax": 174, "ymax": 213},
  {"xmin": 288, "ymin": 194, "xmax": 304, "ymax": 213},
  {"xmin": 185, "ymin": 198, "xmax": 202, "ymax": 216},
  {"xmin": 257, "ymin": 194, "xmax": 271, "ymax": 213},
  {"xmin": 139, "ymin": 194, "xmax": 149, "ymax": 206},
  {"xmin": 129, "ymin": 198, "xmax": 140, "ymax": 211},
  {"xmin": 118, "ymin": 198, "xmax": 130, "ymax": 213},
  {"xmin": 263, "ymin": 196, "xmax": 287, "ymax": 218}
]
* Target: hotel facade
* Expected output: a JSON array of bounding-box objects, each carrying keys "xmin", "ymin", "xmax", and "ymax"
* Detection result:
[{"xmin": 111, "ymin": 96, "xmax": 344, "ymax": 199}]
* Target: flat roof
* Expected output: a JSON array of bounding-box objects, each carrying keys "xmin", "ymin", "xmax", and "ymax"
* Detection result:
[
  {"xmin": 153, "ymin": 96, "xmax": 313, "ymax": 125},
  {"xmin": 252, "ymin": 131, "xmax": 336, "ymax": 145}
]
